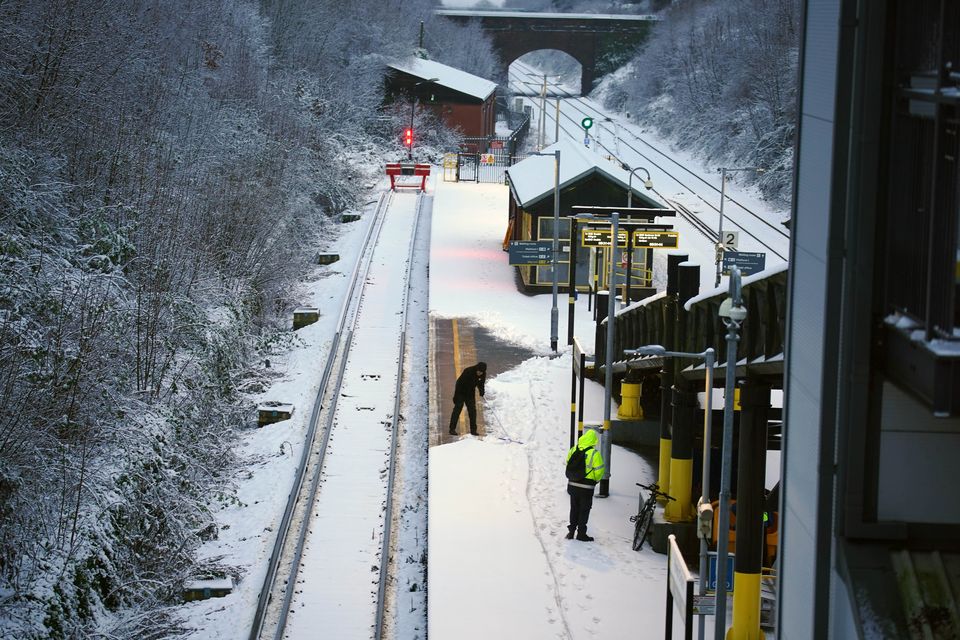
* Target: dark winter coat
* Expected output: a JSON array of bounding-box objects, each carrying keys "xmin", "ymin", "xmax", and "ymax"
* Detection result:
[{"xmin": 453, "ymin": 362, "xmax": 486, "ymax": 401}]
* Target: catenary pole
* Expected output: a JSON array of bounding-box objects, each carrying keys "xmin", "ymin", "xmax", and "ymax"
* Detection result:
[
  {"xmin": 555, "ymin": 97, "xmax": 561, "ymax": 144},
  {"xmin": 714, "ymin": 168, "xmax": 727, "ymax": 287}
]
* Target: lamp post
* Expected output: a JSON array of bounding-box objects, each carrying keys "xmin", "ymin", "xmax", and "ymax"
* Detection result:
[
  {"xmin": 626, "ymin": 166, "xmax": 653, "ymax": 208},
  {"xmin": 599, "ymin": 211, "xmax": 619, "ymax": 498},
  {"xmin": 625, "ymin": 344, "xmax": 715, "ymax": 640},
  {"xmin": 714, "ymin": 167, "xmax": 763, "ymax": 287},
  {"xmin": 714, "ymin": 266, "xmax": 746, "ymax": 638},
  {"xmin": 531, "ymin": 149, "xmax": 562, "ymax": 351},
  {"xmin": 408, "ymin": 78, "xmax": 438, "ymax": 160}
]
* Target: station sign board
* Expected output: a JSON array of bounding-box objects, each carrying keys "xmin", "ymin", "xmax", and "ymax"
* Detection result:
[
  {"xmin": 581, "ymin": 227, "xmax": 679, "ymax": 249},
  {"xmin": 722, "ymin": 251, "xmax": 766, "ymax": 276},
  {"xmin": 693, "ymin": 595, "xmax": 716, "ymax": 616},
  {"xmin": 707, "ymin": 551, "xmax": 736, "ymax": 592},
  {"xmin": 581, "ymin": 228, "xmax": 628, "ymax": 248},
  {"xmin": 721, "ymin": 230, "xmax": 739, "ymax": 250},
  {"xmin": 508, "ymin": 240, "xmax": 553, "ymax": 266},
  {"xmin": 632, "ymin": 230, "xmax": 679, "ymax": 248}
]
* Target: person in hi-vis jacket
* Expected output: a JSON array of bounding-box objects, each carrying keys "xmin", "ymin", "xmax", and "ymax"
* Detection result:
[{"xmin": 565, "ymin": 429, "xmax": 605, "ymax": 542}]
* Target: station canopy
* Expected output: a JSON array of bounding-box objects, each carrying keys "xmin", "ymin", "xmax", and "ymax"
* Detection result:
[{"xmin": 506, "ymin": 139, "xmax": 666, "ymax": 211}]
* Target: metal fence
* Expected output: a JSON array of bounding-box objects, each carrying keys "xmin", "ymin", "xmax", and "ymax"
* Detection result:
[
  {"xmin": 452, "ymin": 109, "xmax": 531, "ymax": 184},
  {"xmin": 449, "ymin": 150, "xmax": 534, "ymax": 184}
]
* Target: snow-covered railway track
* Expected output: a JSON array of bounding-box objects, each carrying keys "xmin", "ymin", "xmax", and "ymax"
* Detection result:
[
  {"xmin": 509, "ymin": 62, "xmax": 789, "ymax": 261},
  {"xmin": 250, "ymin": 190, "xmax": 425, "ymax": 640},
  {"xmin": 665, "ymin": 198, "xmax": 720, "ymax": 244}
]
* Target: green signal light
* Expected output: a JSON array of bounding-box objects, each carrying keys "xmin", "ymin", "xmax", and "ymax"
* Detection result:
[{"xmin": 581, "ymin": 117, "xmax": 594, "ymax": 130}]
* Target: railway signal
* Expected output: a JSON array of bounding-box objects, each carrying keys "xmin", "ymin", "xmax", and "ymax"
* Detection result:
[
  {"xmin": 581, "ymin": 116, "xmax": 594, "ymax": 130},
  {"xmin": 403, "ymin": 128, "xmax": 413, "ymax": 148}
]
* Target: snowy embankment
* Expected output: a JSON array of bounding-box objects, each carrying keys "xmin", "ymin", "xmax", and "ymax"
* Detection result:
[{"xmin": 176, "ymin": 194, "xmax": 378, "ymax": 638}]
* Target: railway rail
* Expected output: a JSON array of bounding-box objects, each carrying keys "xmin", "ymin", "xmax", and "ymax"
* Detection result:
[
  {"xmin": 249, "ymin": 190, "xmax": 425, "ymax": 640},
  {"xmin": 509, "ymin": 61, "xmax": 789, "ymax": 261}
]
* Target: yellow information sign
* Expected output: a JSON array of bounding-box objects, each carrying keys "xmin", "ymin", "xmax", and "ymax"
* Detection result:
[
  {"xmin": 581, "ymin": 228, "xmax": 628, "ymax": 247},
  {"xmin": 580, "ymin": 228, "xmax": 679, "ymax": 249},
  {"xmin": 632, "ymin": 230, "xmax": 680, "ymax": 248}
]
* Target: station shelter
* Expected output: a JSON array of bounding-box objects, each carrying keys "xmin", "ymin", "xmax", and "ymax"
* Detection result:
[
  {"xmin": 504, "ymin": 139, "xmax": 671, "ymax": 296},
  {"xmin": 385, "ymin": 57, "xmax": 497, "ymax": 151}
]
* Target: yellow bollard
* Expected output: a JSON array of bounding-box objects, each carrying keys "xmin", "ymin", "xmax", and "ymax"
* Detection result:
[
  {"xmin": 665, "ymin": 457, "xmax": 693, "ymax": 521},
  {"xmin": 728, "ymin": 571, "xmax": 765, "ymax": 639},
  {"xmin": 657, "ymin": 437, "xmax": 672, "ymax": 500},
  {"xmin": 617, "ymin": 381, "xmax": 644, "ymax": 419}
]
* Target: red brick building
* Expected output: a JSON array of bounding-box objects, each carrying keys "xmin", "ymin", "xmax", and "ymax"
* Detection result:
[{"xmin": 386, "ymin": 58, "xmax": 497, "ymax": 145}]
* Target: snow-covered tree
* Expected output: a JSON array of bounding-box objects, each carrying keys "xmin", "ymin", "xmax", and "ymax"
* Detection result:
[
  {"xmin": 0, "ymin": 0, "xmax": 459, "ymax": 635},
  {"xmin": 603, "ymin": 0, "xmax": 800, "ymax": 203}
]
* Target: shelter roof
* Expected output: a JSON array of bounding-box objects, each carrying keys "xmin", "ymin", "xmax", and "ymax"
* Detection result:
[
  {"xmin": 388, "ymin": 58, "xmax": 497, "ymax": 102},
  {"xmin": 506, "ymin": 139, "xmax": 666, "ymax": 210}
]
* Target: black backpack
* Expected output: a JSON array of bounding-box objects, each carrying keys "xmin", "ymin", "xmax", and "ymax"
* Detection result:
[{"xmin": 565, "ymin": 447, "xmax": 587, "ymax": 482}]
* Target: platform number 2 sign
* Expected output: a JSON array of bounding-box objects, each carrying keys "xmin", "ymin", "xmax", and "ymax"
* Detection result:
[{"xmin": 721, "ymin": 231, "xmax": 739, "ymax": 251}]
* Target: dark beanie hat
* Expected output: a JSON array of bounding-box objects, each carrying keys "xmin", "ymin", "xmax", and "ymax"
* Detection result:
[{"xmin": 477, "ymin": 362, "xmax": 487, "ymax": 371}]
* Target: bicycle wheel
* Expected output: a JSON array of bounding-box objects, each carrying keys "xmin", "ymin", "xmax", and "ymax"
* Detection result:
[{"xmin": 632, "ymin": 507, "xmax": 653, "ymax": 551}]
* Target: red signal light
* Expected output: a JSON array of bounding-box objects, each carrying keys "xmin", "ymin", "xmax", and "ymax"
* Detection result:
[{"xmin": 403, "ymin": 128, "xmax": 413, "ymax": 147}]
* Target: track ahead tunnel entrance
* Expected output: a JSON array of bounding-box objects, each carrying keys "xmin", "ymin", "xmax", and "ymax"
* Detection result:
[{"xmin": 435, "ymin": 9, "xmax": 658, "ymax": 94}]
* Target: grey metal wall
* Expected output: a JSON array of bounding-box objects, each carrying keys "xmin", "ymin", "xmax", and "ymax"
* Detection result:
[{"xmin": 779, "ymin": 0, "xmax": 855, "ymax": 637}]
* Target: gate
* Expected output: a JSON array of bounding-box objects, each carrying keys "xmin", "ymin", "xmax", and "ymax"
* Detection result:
[
  {"xmin": 456, "ymin": 152, "xmax": 479, "ymax": 182},
  {"xmin": 455, "ymin": 148, "xmax": 526, "ymax": 184},
  {"xmin": 478, "ymin": 148, "xmax": 508, "ymax": 184}
]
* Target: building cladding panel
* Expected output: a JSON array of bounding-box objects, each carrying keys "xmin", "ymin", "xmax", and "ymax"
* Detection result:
[
  {"xmin": 780, "ymin": 0, "xmax": 846, "ymax": 637},
  {"xmin": 423, "ymin": 100, "xmax": 494, "ymax": 138}
]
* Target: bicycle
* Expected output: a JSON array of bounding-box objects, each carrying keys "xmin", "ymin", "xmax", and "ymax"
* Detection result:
[{"xmin": 630, "ymin": 482, "xmax": 676, "ymax": 551}]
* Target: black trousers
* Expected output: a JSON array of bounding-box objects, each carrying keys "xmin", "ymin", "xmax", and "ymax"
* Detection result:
[
  {"xmin": 567, "ymin": 485, "xmax": 595, "ymax": 534},
  {"xmin": 449, "ymin": 396, "xmax": 477, "ymax": 432}
]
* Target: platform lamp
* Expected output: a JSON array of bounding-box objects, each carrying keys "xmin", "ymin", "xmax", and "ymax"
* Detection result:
[
  {"xmin": 408, "ymin": 77, "xmax": 438, "ymax": 160},
  {"xmin": 529, "ymin": 149, "xmax": 561, "ymax": 352}
]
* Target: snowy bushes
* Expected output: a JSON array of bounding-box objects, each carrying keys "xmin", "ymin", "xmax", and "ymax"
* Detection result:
[
  {"xmin": 604, "ymin": 0, "xmax": 800, "ymax": 205},
  {"xmin": 0, "ymin": 0, "xmax": 453, "ymax": 636},
  {"xmin": 422, "ymin": 17, "xmax": 504, "ymax": 84}
]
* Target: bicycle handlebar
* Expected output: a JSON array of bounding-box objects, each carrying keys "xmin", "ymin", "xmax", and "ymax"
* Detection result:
[{"xmin": 636, "ymin": 482, "xmax": 676, "ymax": 501}]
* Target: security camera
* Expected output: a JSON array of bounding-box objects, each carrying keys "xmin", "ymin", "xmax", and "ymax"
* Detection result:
[{"xmin": 718, "ymin": 297, "xmax": 747, "ymax": 321}]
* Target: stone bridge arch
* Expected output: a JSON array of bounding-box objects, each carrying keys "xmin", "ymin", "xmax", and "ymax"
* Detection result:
[
  {"xmin": 502, "ymin": 40, "xmax": 594, "ymax": 95},
  {"xmin": 435, "ymin": 10, "xmax": 658, "ymax": 94}
]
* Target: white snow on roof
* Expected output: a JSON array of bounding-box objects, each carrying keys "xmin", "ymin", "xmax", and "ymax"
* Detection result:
[
  {"xmin": 682, "ymin": 260, "xmax": 790, "ymax": 311},
  {"xmin": 505, "ymin": 139, "xmax": 666, "ymax": 210},
  {"xmin": 436, "ymin": 9, "xmax": 659, "ymax": 21},
  {"xmin": 390, "ymin": 58, "xmax": 497, "ymax": 101}
]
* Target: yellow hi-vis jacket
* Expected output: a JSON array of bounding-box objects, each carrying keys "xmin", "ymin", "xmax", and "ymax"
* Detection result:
[{"xmin": 566, "ymin": 429, "xmax": 605, "ymax": 485}]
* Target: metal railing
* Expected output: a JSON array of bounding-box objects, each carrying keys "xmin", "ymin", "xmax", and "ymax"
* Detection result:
[{"xmin": 596, "ymin": 268, "xmax": 788, "ymax": 372}]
